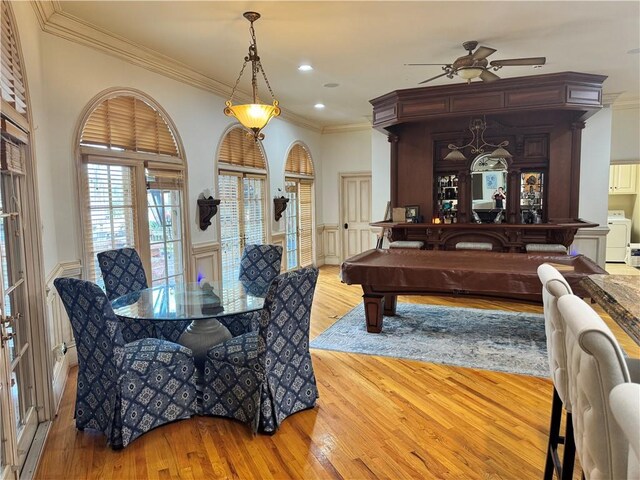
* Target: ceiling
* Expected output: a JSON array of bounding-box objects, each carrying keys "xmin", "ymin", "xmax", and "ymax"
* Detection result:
[{"xmin": 53, "ymin": 1, "xmax": 640, "ymax": 130}]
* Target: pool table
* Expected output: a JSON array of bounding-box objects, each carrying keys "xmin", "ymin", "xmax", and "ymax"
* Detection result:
[{"xmin": 340, "ymin": 249, "xmax": 606, "ymax": 333}]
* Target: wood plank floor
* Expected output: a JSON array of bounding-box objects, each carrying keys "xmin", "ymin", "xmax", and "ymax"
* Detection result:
[{"xmin": 35, "ymin": 265, "xmax": 639, "ymax": 479}]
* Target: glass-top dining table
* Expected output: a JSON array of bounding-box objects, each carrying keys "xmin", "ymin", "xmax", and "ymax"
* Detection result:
[{"xmin": 111, "ymin": 281, "xmax": 266, "ymax": 370}]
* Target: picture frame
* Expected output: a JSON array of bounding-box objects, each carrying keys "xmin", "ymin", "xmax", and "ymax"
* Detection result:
[
  {"xmin": 485, "ymin": 173, "xmax": 497, "ymax": 189},
  {"xmin": 405, "ymin": 205, "xmax": 419, "ymax": 222}
]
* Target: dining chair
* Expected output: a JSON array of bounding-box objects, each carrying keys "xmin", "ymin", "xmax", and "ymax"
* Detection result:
[
  {"xmin": 238, "ymin": 244, "xmax": 283, "ymax": 297},
  {"xmin": 537, "ymin": 263, "xmax": 576, "ymax": 480},
  {"xmin": 558, "ymin": 294, "xmax": 632, "ymax": 480},
  {"xmin": 97, "ymin": 247, "xmax": 188, "ymax": 343},
  {"xmin": 218, "ymin": 244, "xmax": 284, "ymax": 338},
  {"xmin": 54, "ymin": 277, "xmax": 198, "ymax": 448},
  {"xmin": 201, "ymin": 266, "xmax": 319, "ymax": 433},
  {"xmin": 609, "ymin": 383, "xmax": 640, "ymax": 480}
]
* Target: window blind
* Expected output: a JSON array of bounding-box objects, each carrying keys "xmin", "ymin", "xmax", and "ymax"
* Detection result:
[
  {"xmin": 242, "ymin": 176, "xmax": 266, "ymax": 245},
  {"xmin": 298, "ymin": 180, "xmax": 313, "ymax": 266},
  {"xmin": 218, "ymin": 172, "xmax": 242, "ymax": 294},
  {"xmin": 218, "ymin": 127, "xmax": 266, "ymax": 170},
  {"xmin": 285, "ymin": 144, "xmax": 314, "ymax": 176},
  {"xmin": 146, "ymin": 164, "xmax": 184, "ymax": 190},
  {"xmin": 0, "ymin": 138, "xmax": 25, "ymax": 175},
  {"xmin": 80, "ymin": 96, "xmax": 178, "ymax": 156},
  {"xmin": 1, "ymin": 1, "xmax": 27, "ymax": 118},
  {"xmin": 83, "ymin": 163, "xmax": 138, "ymax": 283}
]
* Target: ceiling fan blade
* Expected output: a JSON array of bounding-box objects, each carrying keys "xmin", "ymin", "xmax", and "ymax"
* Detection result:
[
  {"xmin": 419, "ymin": 72, "xmax": 449, "ymax": 84},
  {"xmin": 472, "ymin": 46, "xmax": 497, "ymax": 60},
  {"xmin": 490, "ymin": 57, "xmax": 546, "ymax": 66},
  {"xmin": 404, "ymin": 63, "xmax": 450, "ymax": 66},
  {"xmin": 480, "ymin": 69, "xmax": 500, "ymax": 83}
]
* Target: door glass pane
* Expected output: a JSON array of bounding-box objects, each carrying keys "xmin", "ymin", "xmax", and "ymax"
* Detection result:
[
  {"xmin": 219, "ymin": 174, "xmax": 242, "ymax": 297},
  {"xmin": 285, "ymin": 180, "xmax": 298, "ymax": 270},
  {"xmin": 243, "ymin": 177, "xmax": 265, "ymax": 245},
  {"xmin": 147, "ymin": 188, "xmax": 184, "ymax": 286},
  {"xmin": 0, "ymin": 173, "xmax": 36, "ymax": 466}
]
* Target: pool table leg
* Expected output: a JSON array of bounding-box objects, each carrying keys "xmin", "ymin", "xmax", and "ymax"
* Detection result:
[
  {"xmin": 363, "ymin": 294, "xmax": 384, "ymax": 333},
  {"xmin": 383, "ymin": 294, "xmax": 397, "ymax": 315}
]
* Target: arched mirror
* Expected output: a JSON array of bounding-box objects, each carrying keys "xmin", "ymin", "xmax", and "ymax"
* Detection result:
[{"xmin": 470, "ymin": 154, "xmax": 508, "ymax": 223}]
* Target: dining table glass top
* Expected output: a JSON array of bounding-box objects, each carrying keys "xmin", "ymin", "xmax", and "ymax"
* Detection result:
[{"xmin": 111, "ymin": 281, "xmax": 266, "ymax": 321}]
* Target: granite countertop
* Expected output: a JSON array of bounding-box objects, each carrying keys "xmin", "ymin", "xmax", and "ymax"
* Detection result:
[{"xmin": 581, "ymin": 274, "xmax": 640, "ymax": 345}]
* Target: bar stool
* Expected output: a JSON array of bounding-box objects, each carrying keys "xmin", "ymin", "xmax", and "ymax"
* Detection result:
[
  {"xmin": 609, "ymin": 383, "xmax": 640, "ymax": 480},
  {"xmin": 558, "ymin": 295, "xmax": 632, "ymax": 480},
  {"xmin": 537, "ymin": 263, "xmax": 576, "ymax": 480}
]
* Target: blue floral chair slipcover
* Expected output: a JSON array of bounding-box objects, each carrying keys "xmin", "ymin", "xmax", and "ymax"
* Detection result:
[
  {"xmin": 202, "ymin": 266, "xmax": 319, "ymax": 433},
  {"xmin": 54, "ymin": 277, "xmax": 197, "ymax": 448},
  {"xmin": 238, "ymin": 244, "xmax": 283, "ymax": 297},
  {"xmin": 97, "ymin": 248, "xmax": 189, "ymax": 343},
  {"xmin": 218, "ymin": 244, "xmax": 283, "ymax": 338}
]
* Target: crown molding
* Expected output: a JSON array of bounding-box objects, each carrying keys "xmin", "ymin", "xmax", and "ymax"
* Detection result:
[
  {"xmin": 321, "ymin": 122, "xmax": 372, "ymax": 134},
  {"xmin": 612, "ymin": 96, "xmax": 640, "ymax": 111},
  {"xmin": 31, "ymin": 1, "xmax": 321, "ymax": 133}
]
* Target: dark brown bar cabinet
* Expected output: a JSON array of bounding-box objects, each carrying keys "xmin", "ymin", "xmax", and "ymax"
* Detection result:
[{"xmin": 370, "ymin": 72, "xmax": 606, "ymax": 251}]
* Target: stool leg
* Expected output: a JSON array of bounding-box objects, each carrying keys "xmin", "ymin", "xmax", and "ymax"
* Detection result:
[
  {"xmin": 544, "ymin": 387, "xmax": 563, "ymax": 480},
  {"xmin": 560, "ymin": 413, "xmax": 576, "ymax": 480}
]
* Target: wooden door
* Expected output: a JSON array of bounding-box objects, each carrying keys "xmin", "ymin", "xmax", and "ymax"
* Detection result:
[{"xmin": 341, "ymin": 174, "xmax": 372, "ymax": 260}]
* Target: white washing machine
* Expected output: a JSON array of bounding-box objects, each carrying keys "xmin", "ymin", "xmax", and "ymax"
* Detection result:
[{"xmin": 606, "ymin": 210, "xmax": 631, "ymax": 262}]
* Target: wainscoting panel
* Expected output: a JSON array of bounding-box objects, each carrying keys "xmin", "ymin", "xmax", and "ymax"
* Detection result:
[
  {"xmin": 323, "ymin": 224, "xmax": 340, "ymax": 265},
  {"xmin": 191, "ymin": 242, "xmax": 220, "ymax": 284},
  {"xmin": 316, "ymin": 225, "xmax": 325, "ymax": 267},
  {"xmin": 45, "ymin": 261, "xmax": 82, "ymax": 411},
  {"xmin": 571, "ymin": 226, "xmax": 608, "ymax": 268}
]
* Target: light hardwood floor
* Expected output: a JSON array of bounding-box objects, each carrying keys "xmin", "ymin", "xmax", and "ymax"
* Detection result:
[{"xmin": 35, "ymin": 265, "xmax": 639, "ymax": 479}]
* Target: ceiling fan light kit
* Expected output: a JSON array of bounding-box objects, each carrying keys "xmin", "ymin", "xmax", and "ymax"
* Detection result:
[
  {"xmin": 411, "ymin": 40, "xmax": 546, "ymax": 85},
  {"xmin": 224, "ymin": 11, "xmax": 280, "ymax": 141}
]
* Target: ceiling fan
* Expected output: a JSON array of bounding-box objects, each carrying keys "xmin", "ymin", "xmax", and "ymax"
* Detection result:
[{"xmin": 407, "ymin": 41, "xmax": 546, "ymax": 84}]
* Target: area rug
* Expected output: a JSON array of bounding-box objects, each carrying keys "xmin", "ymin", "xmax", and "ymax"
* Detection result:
[{"xmin": 310, "ymin": 303, "xmax": 547, "ymax": 377}]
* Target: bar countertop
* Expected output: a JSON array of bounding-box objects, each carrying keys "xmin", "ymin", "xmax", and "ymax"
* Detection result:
[{"xmin": 581, "ymin": 274, "xmax": 640, "ymax": 345}]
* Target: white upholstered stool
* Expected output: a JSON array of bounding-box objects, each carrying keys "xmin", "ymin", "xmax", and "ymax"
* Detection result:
[
  {"xmin": 538, "ymin": 263, "xmax": 576, "ymax": 480},
  {"xmin": 526, "ymin": 243, "xmax": 568, "ymax": 254},
  {"xmin": 388, "ymin": 241, "xmax": 424, "ymax": 249},
  {"xmin": 610, "ymin": 383, "xmax": 640, "ymax": 480},
  {"xmin": 559, "ymin": 295, "xmax": 632, "ymax": 480},
  {"xmin": 455, "ymin": 242, "xmax": 492, "ymax": 251}
]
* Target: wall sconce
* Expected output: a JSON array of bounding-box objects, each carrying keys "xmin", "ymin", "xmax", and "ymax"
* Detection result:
[
  {"xmin": 197, "ymin": 196, "xmax": 221, "ymax": 230},
  {"xmin": 273, "ymin": 196, "xmax": 289, "ymax": 222}
]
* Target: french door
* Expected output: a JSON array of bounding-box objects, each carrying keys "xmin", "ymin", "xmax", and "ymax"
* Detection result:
[
  {"xmin": 285, "ymin": 178, "xmax": 314, "ymax": 270},
  {"xmin": 0, "ymin": 171, "xmax": 38, "ymax": 477},
  {"xmin": 218, "ymin": 171, "xmax": 266, "ymax": 296}
]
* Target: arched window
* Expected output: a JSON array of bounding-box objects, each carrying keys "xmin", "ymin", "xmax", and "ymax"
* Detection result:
[
  {"xmin": 78, "ymin": 91, "xmax": 188, "ymax": 287},
  {"xmin": 217, "ymin": 126, "xmax": 268, "ymax": 293},
  {"xmin": 284, "ymin": 143, "xmax": 315, "ymax": 269}
]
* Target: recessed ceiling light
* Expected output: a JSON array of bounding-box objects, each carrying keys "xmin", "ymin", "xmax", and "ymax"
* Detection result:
[
  {"xmin": 314, "ymin": 103, "xmax": 325, "ymax": 109},
  {"xmin": 298, "ymin": 64, "xmax": 313, "ymax": 71},
  {"xmin": 323, "ymin": 83, "xmax": 339, "ymax": 88},
  {"xmin": 627, "ymin": 48, "xmax": 640, "ymax": 55}
]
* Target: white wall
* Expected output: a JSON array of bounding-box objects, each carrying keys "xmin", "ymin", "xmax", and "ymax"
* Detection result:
[
  {"xmin": 580, "ymin": 107, "xmax": 612, "ymax": 227},
  {"xmin": 12, "ymin": 2, "xmax": 58, "ymax": 274},
  {"xmin": 371, "ymin": 129, "xmax": 390, "ymax": 223},
  {"xmin": 319, "ymin": 129, "xmax": 372, "ymax": 226},
  {"xmin": 611, "ymin": 104, "xmax": 640, "ymax": 163},
  {"xmin": 25, "ymin": 29, "xmax": 320, "ymax": 276}
]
